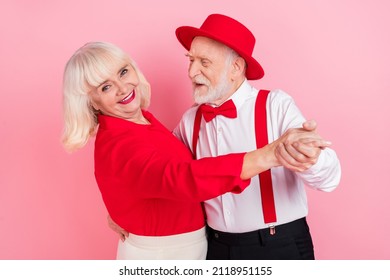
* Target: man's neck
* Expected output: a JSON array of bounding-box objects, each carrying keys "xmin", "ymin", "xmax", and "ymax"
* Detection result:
[{"xmin": 212, "ymin": 77, "xmax": 245, "ymax": 106}]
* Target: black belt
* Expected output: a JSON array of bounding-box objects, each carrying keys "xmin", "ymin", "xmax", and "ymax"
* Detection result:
[{"xmin": 207, "ymin": 218, "xmax": 309, "ymax": 246}]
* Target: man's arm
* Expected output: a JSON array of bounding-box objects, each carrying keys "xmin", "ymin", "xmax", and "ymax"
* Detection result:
[
  {"xmin": 274, "ymin": 120, "xmax": 329, "ymax": 172},
  {"xmin": 241, "ymin": 119, "xmax": 332, "ymax": 178},
  {"xmin": 275, "ymin": 119, "xmax": 341, "ymax": 191}
]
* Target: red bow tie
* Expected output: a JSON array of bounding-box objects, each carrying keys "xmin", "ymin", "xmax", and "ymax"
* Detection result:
[{"xmin": 200, "ymin": 99, "xmax": 237, "ymax": 122}]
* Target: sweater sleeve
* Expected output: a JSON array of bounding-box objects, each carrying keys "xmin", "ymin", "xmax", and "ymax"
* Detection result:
[{"xmin": 94, "ymin": 133, "xmax": 250, "ymax": 203}]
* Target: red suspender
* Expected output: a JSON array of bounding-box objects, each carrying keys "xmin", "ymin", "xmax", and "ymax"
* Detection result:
[
  {"xmin": 192, "ymin": 90, "xmax": 277, "ymax": 224},
  {"xmin": 192, "ymin": 107, "xmax": 203, "ymax": 159},
  {"xmin": 255, "ymin": 90, "xmax": 277, "ymax": 224}
]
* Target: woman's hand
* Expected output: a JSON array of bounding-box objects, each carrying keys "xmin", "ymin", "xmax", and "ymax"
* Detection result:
[{"xmin": 107, "ymin": 215, "xmax": 129, "ymax": 242}]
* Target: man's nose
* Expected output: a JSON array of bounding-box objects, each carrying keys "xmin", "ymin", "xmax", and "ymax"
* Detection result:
[{"xmin": 188, "ymin": 61, "xmax": 200, "ymax": 78}]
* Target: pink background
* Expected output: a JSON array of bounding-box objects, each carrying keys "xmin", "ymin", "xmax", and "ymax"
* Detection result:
[{"xmin": 1, "ymin": 0, "xmax": 389, "ymax": 260}]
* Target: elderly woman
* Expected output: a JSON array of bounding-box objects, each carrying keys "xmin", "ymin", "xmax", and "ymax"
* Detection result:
[{"xmin": 62, "ymin": 42, "xmax": 323, "ymax": 259}]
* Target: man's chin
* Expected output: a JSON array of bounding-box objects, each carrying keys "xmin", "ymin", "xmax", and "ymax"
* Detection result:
[{"xmin": 193, "ymin": 90, "xmax": 209, "ymax": 104}]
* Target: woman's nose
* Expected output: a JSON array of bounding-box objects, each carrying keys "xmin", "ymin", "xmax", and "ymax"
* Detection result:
[{"xmin": 117, "ymin": 81, "xmax": 128, "ymax": 95}]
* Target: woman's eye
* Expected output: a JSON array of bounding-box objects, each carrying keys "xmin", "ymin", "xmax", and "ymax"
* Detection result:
[
  {"xmin": 102, "ymin": 85, "xmax": 110, "ymax": 92},
  {"xmin": 120, "ymin": 68, "xmax": 128, "ymax": 77}
]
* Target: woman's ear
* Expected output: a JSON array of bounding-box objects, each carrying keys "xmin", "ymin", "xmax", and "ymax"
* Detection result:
[
  {"xmin": 91, "ymin": 104, "xmax": 100, "ymax": 112},
  {"xmin": 88, "ymin": 92, "xmax": 100, "ymax": 111}
]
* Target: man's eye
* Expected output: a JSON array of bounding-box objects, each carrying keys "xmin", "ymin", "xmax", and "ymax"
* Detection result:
[{"xmin": 201, "ymin": 60, "xmax": 209, "ymax": 66}]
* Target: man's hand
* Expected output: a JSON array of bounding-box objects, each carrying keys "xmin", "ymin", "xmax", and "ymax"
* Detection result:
[
  {"xmin": 107, "ymin": 215, "xmax": 129, "ymax": 242},
  {"xmin": 274, "ymin": 120, "xmax": 331, "ymax": 172}
]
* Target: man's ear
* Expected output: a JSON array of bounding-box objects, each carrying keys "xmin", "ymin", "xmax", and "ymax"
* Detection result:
[{"xmin": 231, "ymin": 56, "xmax": 246, "ymax": 79}]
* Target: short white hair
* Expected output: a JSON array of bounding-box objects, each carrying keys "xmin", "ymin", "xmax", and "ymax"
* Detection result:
[{"xmin": 62, "ymin": 42, "xmax": 150, "ymax": 152}]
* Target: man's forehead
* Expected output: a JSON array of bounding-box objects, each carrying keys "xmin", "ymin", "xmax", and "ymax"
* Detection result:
[
  {"xmin": 189, "ymin": 36, "xmax": 226, "ymax": 57},
  {"xmin": 191, "ymin": 36, "xmax": 225, "ymax": 48}
]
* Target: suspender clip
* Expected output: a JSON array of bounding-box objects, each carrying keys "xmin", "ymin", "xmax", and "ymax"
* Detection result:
[{"xmin": 269, "ymin": 225, "xmax": 276, "ymax": 235}]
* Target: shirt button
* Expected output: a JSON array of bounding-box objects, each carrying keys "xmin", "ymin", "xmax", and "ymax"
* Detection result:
[
  {"xmin": 214, "ymin": 233, "xmax": 219, "ymax": 239},
  {"xmin": 218, "ymin": 128, "xmax": 223, "ymax": 133}
]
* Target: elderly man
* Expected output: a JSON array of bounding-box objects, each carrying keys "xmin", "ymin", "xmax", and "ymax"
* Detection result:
[{"xmin": 172, "ymin": 14, "xmax": 341, "ymax": 259}]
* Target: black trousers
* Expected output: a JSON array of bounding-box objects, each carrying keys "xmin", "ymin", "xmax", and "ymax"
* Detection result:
[{"xmin": 206, "ymin": 218, "xmax": 315, "ymax": 260}]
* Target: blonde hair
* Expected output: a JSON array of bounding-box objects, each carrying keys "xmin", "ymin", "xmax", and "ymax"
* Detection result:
[{"xmin": 62, "ymin": 41, "xmax": 150, "ymax": 152}]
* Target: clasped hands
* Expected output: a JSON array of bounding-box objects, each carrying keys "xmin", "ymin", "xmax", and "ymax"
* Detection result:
[
  {"xmin": 107, "ymin": 120, "xmax": 331, "ymax": 241},
  {"xmin": 273, "ymin": 120, "xmax": 331, "ymax": 172}
]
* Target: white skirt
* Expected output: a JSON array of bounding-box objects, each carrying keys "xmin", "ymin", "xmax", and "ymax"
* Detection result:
[{"xmin": 116, "ymin": 227, "xmax": 207, "ymax": 260}]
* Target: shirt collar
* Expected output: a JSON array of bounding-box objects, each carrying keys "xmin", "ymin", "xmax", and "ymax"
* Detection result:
[{"xmin": 226, "ymin": 79, "xmax": 253, "ymax": 111}]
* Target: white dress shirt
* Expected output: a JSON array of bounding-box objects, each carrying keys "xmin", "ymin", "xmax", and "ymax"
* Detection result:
[{"xmin": 173, "ymin": 80, "xmax": 341, "ymax": 233}]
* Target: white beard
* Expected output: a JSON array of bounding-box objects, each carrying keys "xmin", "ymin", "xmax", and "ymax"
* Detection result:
[{"xmin": 193, "ymin": 74, "xmax": 231, "ymax": 105}]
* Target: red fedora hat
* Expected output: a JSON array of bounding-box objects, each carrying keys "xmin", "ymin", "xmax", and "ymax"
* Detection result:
[{"xmin": 175, "ymin": 14, "xmax": 264, "ymax": 80}]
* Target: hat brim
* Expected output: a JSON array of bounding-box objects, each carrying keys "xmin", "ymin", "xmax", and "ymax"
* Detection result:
[{"xmin": 176, "ymin": 26, "xmax": 264, "ymax": 80}]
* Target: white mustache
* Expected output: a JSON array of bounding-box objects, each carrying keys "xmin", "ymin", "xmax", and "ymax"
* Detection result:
[{"xmin": 193, "ymin": 76, "xmax": 210, "ymax": 86}]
